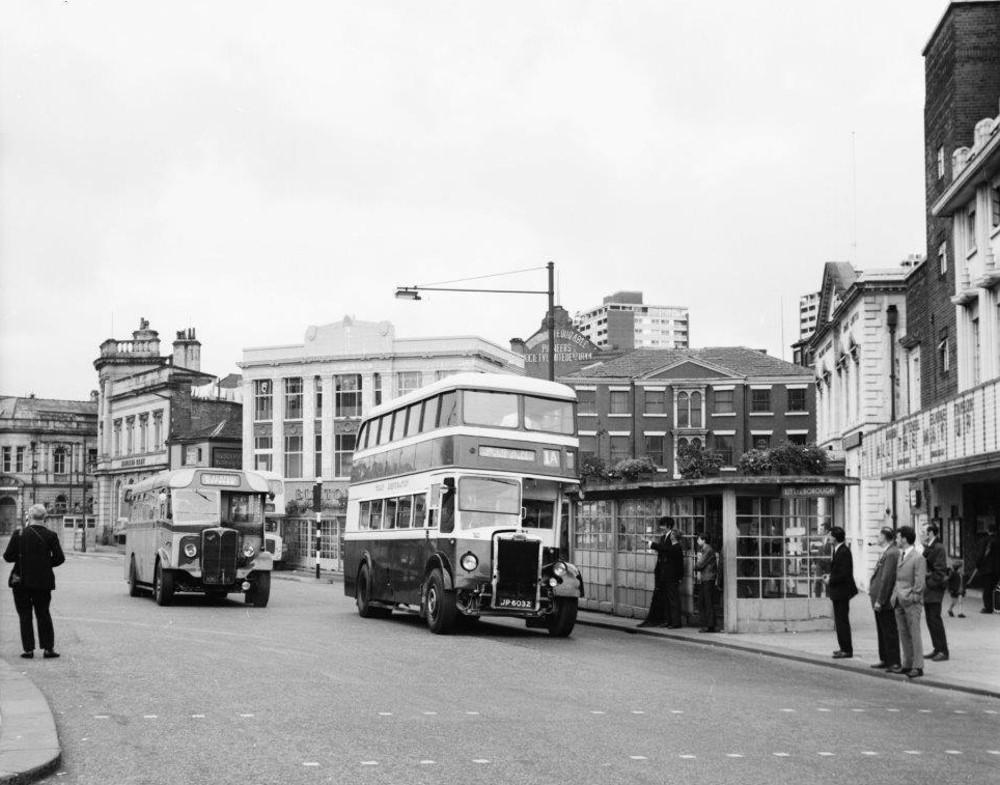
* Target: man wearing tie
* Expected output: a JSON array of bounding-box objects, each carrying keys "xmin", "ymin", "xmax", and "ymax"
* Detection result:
[
  {"xmin": 891, "ymin": 526, "xmax": 927, "ymax": 678},
  {"xmin": 922, "ymin": 523, "xmax": 950, "ymax": 662},
  {"xmin": 828, "ymin": 526, "xmax": 858, "ymax": 659},
  {"xmin": 868, "ymin": 526, "xmax": 900, "ymax": 670}
]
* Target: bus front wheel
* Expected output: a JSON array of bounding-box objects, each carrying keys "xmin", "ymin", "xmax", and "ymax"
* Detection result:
[
  {"xmin": 250, "ymin": 572, "xmax": 271, "ymax": 608},
  {"xmin": 425, "ymin": 569, "xmax": 457, "ymax": 635},
  {"xmin": 128, "ymin": 556, "xmax": 143, "ymax": 598},
  {"xmin": 356, "ymin": 564, "xmax": 390, "ymax": 619},
  {"xmin": 547, "ymin": 597, "xmax": 578, "ymax": 637},
  {"xmin": 153, "ymin": 561, "xmax": 174, "ymax": 607}
]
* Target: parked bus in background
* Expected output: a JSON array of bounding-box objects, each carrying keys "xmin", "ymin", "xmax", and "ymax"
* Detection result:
[
  {"xmin": 344, "ymin": 373, "xmax": 583, "ymax": 636},
  {"xmin": 122, "ymin": 468, "xmax": 273, "ymax": 607},
  {"xmin": 255, "ymin": 469, "xmax": 288, "ymax": 567}
]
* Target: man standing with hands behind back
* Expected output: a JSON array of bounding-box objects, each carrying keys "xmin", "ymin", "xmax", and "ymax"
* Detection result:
[
  {"xmin": 868, "ymin": 526, "xmax": 900, "ymax": 670},
  {"xmin": 828, "ymin": 526, "xmax": 858, "ymax": 659}
]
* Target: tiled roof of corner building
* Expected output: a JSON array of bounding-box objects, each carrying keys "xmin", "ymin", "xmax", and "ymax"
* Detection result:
[
  {"xmin": 565, "ymin": 347, "xmax": 813, "ymax": 379},
  {"xmin": 0, "ymin": 396, "xmax": 97, "ymax": 419}
]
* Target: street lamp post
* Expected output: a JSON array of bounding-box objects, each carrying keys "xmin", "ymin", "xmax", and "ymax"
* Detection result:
[{"xmin": 395, "ymin": 262, "xmax": 557, "ymax": 382}]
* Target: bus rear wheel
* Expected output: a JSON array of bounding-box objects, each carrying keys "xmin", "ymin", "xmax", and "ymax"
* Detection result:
[
  {"xmin": 425, "ymin": 569, "xmax": 457, "ymax": 635},
  {"xmin": 356, "ymin": 564, "xmax": 390, "ymax": 619},
  {"xmin": 128, "ymin": 556, "xmax": 143, "ymax": 598},
  {"xmin": 153, "ymin": 561, "xmax": 174, "ymax": 607},
  {"xmin": 547, "ymin": 597, "xmax": 577, "ymax": 637}
]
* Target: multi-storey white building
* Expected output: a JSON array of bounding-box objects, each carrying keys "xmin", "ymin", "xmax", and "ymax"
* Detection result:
[
  {"xmin": 798, "ymin": 291, "xmax": 820, "ymax": 340},
  {"xmin": 799, "ymin": 261, "xmax": 910, "ymax": 583},
  {"xmin": 573, "ymin": 291, "xmax": 689, "ymax": 351},
  {"xmin": 238, "ymin": 316, "xmax": 523, "ymax": 517}
]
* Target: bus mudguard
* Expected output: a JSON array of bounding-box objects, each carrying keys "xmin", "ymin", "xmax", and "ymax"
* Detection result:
[
  {"xmin": 425, "ymin": 554, "xmax": 454, "ymax": 591},
  {"xmin": 156, "ymin": 547, "xmax": 172, "ymax": 570},
  {"xmin": 250, "ymin": 551, "xmax": 274, "ymax": 572}
]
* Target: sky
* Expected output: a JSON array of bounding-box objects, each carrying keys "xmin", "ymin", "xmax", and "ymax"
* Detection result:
[{"xmin": 0, "ymin": 1, "xmax": 951, "ymax": 400}]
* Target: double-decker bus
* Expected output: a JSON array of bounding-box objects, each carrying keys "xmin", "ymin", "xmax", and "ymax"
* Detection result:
[
  {"xmin": 255, "ymin": 469, "xmax": 288, "ymax": 566},
  {"xmin": 122, "ymin": 468, "xmax": 273, "ymax": 607},
  {"xmin": 344, "ymin": 373, "xmax": 584, "ymax": 635}
]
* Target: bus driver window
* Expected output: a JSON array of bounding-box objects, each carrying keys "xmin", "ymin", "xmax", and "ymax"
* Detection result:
[{"xmin": 439, "ymin": 479, "xmax": 455, "ymax": 534}]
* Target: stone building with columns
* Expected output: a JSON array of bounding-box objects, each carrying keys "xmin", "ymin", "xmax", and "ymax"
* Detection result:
[
  {"xmin": 0, "ymin": 395, "xmax": 98, "ymax": 534},
  {"xmin": 93, "ymin": 320, "xmax": 243, "ymax": 539},
  {"xmin": 238, "ymin": 316, "xmax": 524, "ymax": 519}
]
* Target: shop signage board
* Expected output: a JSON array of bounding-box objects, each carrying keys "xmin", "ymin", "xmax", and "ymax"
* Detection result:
[{"xmin": 861, "ymin": 376, "xmax": 1000, "ymax": 479}]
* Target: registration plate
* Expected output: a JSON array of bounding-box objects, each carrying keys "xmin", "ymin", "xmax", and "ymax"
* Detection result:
[{"xmin": 497, "ymin": 598, "xmax": 534, "ymax": 609}]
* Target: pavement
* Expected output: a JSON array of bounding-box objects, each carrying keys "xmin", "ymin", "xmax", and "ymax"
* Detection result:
[{"xmin": 1, "ymin": 546, "xmax": 998, "ymax": 783}]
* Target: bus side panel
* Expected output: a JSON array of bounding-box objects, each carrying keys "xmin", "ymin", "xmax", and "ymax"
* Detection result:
[{"xmin": 394, "ymin": 532, "xmax": 437, "ymax": 606}]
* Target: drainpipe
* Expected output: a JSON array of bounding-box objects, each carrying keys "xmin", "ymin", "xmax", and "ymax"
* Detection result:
[{"xmin": 886, "ymin": 304, "xmax": 898, "ymax": 528}]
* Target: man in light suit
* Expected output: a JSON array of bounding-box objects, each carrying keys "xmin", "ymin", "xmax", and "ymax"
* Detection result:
[
  {"xmin": 868, "ymin": 526, "xmax": 900, "ymax": 670},
  {"xmin": 891, "ymin": 526, "xmax": 927, "ymax": 678}
]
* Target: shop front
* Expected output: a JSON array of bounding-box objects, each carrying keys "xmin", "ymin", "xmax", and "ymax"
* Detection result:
[{"xmin": 572, "ymin": 476, "xmax": 856, "ymax": 633}]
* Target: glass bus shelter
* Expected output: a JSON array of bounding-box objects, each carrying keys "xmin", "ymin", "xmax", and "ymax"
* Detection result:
[{"xmin": 571, "ymin": 476, "xmax": 857, "ymax": 633}]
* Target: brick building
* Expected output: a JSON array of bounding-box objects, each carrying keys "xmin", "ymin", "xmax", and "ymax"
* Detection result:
[
  {"xmin": 863, "ymin": 1, "xmax": 1000, "ymax": 578},
  {"xmin": 563, "ymin": 347, "xmax": 815, "ymax": 477}
]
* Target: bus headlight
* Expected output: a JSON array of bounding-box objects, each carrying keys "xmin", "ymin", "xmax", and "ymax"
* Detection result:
[
  {"xmin": 552, "ymin": 561, "xmax": 567, "ymax": 577},
  {"xmin": 242, "ymin": 543, "xmax": 256, "ymax": 558},
  {"xmin": 460, "ymin": 552, "xmax": 478, "ymax": 572},
  {"xmin": 183, "ymin": 543, "xmax": 198, "ymax": 559}
]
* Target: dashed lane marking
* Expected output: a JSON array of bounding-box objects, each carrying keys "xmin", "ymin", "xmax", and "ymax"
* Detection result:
[
  {"xmin": 360, "ymin": 761, "xmax": 378, "ymax": 766},
  {"xmin": 670, "ymin": 710, "xmax": 684, "ymax": 714},
  {"xmin": 629, "ymin": 756, "xmax": 647, "ymax": 760},
  {"xmin": 904, "ymin": 750, "xmax": 921, "ymax": 755},
  {"xmin": 239, "ymin": 713, "xmax": 254, "ymax": 718},
  {"xmin": 773, "ymin": 752, "xmax": 790, "ymax": 757},
  {"xmin": 679, "ymin": 754, "xmax": 696, "ymax": 759},
  {"xmin": 780, "ymin": 708, "xmax": 795, "ymax": 712},
  {"xmin": 421, "ymin": 711, "xmax": 437, "ymax": 716},
  {"xmin": 816, "ymin": 708, "xmax": 831, "ymax": 712},
  {"xmin": 726, "ymin": 753, "xmax": 744, "ymax": 758},
  {"xmin": 861, "ymin": 751, "xmax": 878, "ymax": 756},
  {"xmin": 945, "ymin": 750, "xmax": 962, "ymax": 755},
  {"xmin": 985, "ymin": 710, "xmax": 998, "ymax": 715},
  {"xmin": 851, "ymin": 708, "xmax": 865, "ymax": 712},
  {"xmin": 919, "ymin": 709, "xmax": 932, "ymax": 713},
  {"xmin": 419, "ymin": 760, "xmax": 435, "ymax": 765},
  {"xmin": 953, "ymin": 710, "xmax": 967, "ymax": 714},
  {"xmin": 817, "ymin": 752, "xmax": 834, "ymax": 757},
  {"xmin": 887, "ymin": 708, "xmax": 900, "ymax": 712},
  {"xmin": 302, "ymin": 762, "xmax": 319, "ymax": 768},
  {"xmin": 93, "ymin": 715, "xmax": 109, "ymax": 719},
  {"xmin": 143, "ymin": 715, "xmax": 157, "ymax": 719},
  {"xmin": 465, "ymin": 711, "xmax": 480, "ymax": 715},
  {"xmin": 987, "ymin": 751, "xmax": 1000, "ymax": 755},
  {"xmin": 472, "ymin": 759, "xmax": 490, "ymax": 764},
  {"xmin": 590, "ymin": 711, "xmax": 606, "ymax": 715},
  {"xmin": 191, "ymin": 714, "xmax": 205, "ymax": 719},
  {"xmin": 378, "ymin": 712, "xmax": 393, "ymax": 716},
  {"xmin": 631, "ymin": 710, "xmax": 645, "ymax": 714}
]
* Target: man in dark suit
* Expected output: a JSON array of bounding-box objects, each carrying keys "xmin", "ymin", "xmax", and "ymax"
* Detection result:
[
  {"xmin": 827, "ymin": 526, "xmax": 857, "ymax": 658},
  {"xmin": 3, "ymin": 504, "xmax": 66, "ymax": 659},
  {"xmin": 868, "ymin": 526, "xmax": 900, "ymax": 670},
  {"xmin": 977, "ymin": 522, "xmax": 1000, "ymax": 614},
  {"xmin": 638, "ymin": 516, "xmax": 676, "ymax": 627},
  {"xmin": 922, "ymin": 523, "xmax": 950, "ymax": 661},
  {"xmin": 659, "ymin": 528, "xmax": 685, "ymax": 628}
]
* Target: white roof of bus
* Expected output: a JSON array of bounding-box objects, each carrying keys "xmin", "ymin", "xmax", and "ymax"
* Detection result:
[
  {"xmin": 127, "ymin": 468, "xmax": 269, "ymax": 493},
  {"xmin": 364, "ymin": 372, "xmax": 576, "ymax": 420}
]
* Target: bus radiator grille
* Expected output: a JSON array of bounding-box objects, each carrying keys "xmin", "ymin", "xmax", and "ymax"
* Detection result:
[
  {"xmin": 202, "ymin": 529, "xmax": 238, "ymax": 585},
  {"xmin": 494, "ymin": 539, "xmax": 541, "ymax": 607}
]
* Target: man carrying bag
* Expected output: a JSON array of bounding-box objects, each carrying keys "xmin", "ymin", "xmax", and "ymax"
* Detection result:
[{"xmin": 4, "ymin": 504, "xmax": 66, "ymax": 659}]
